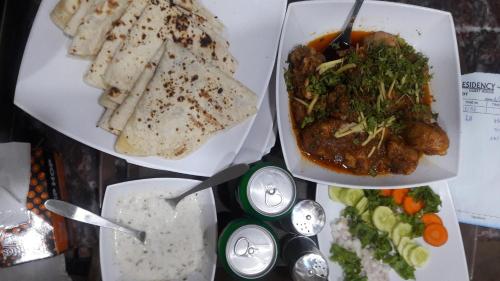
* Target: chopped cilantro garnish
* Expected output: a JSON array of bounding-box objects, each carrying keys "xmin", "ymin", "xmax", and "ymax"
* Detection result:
[
  {"xmin": 330, "ymin": 244, "xmax": 367, "ymax": 281},
  {"xmin": 300, "ymin": 116, "xmax": 315, "ymax": 128},
  {"xmin": 284, "ymin": 69, "xmax": 294, "ymax": 92},
  {"xmin": 342, "ymin": 206, "xmax": 416, "ymax": 280},
  {"xmin": 408, "ymin": 186, "xmax": 442, "ymax": 213}
]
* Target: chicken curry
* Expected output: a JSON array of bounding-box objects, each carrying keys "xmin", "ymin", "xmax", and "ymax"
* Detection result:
[{"xmin": 285, "ymin": 31, "xmax": 449, "ymax": 176}]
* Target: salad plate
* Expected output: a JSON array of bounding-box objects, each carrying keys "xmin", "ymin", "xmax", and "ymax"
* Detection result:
[{"xmin": 316, "ymin": 181, "xmax": 468, "ymax": 281}]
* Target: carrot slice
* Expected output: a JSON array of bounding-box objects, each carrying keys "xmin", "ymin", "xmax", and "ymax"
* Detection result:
[
  {"xmin": 379, "ymin": 189, "xmax": 393, "ymax": 197},
  {"xmin": 392, "ymin": 188, "xmax": 409, "ymax": 205},
  {"xmin": 423, "ymin": 223, "xmax": 448, "ymax": 247},
  {"xmin": 403, "ymin": 196, "xmax": 424, "ymax": 215},
  {"xmin": 421, "ymin": 213, "xmax": 443, "ymax": 226}
]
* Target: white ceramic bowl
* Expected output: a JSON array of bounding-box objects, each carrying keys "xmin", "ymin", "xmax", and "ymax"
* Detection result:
[
  {"xmin": 99, "ymin": 178, "xmax": 217, "ymax": 281},
  {"xmin": 276, "ymin": 0, "xmax": 462, "ymax": 188}
]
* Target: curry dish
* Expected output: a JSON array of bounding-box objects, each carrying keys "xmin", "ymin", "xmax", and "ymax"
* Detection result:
[{"xmin": 285, "ymin": 31, "xmax": 449, "ymax": 176}]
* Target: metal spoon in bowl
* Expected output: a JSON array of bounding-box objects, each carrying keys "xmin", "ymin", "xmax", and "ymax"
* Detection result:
[
  {"xmin": 323, "ymin": 0, "xmax": 365, "ymax": 61},
  {"xmin": 45, "ymin": 163, "xmax": 250, "ymax": 243},
  {"xmin": 45, "ymin": 199, "xmax": 147, "ymax": 243},
  {"xmin": 166, "ymin": 163, "xmax": 249, "ymax": 207}
]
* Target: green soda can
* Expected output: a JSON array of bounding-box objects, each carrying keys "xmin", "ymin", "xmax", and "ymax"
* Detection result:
[
  {"xmin": 237, "ymin": 163, "xmax": 297, "ymax": 221},
  {"xmin": 218, "ymin": 218, "xmax": 279, "ymax": 280}
]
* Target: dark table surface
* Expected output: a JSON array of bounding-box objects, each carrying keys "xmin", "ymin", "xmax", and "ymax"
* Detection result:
[{"xmin": 1, "ymin": 0, "xmax": 500, "ymax": 280}]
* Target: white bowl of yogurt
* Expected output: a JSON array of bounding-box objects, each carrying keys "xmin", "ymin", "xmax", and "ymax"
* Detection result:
[{"xmin": 99, "ymin": 178, "xmax": 217, "ymax": 281}]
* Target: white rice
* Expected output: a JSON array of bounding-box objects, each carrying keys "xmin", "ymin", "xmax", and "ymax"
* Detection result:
[{"xmin": 331, "ymin": 217, "xmax": 389, "ymax": 281}]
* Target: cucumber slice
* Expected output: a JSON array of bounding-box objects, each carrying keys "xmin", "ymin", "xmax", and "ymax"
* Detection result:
[
  {"xmin": 409, "ymin": 246, "xmax": 430, "ymax": 267},
  {"xmin": 392, "ymin": 222, "xmax": 413, "ymax": 246},
  {"xmin": 340, "ymin": 189, "xmax": 364, "ymax": 206},
  {"xmin": 328, "ymin": 186, "xmax": 344, "ymax": 201},
  {"xmin": 397, "ymin": 236, "xmax": 412, "ymax": 255},
  {"xmin": 355, "ymin": 197, "xmax": 368, "ymax": 213},
  {"xmin": 361, "ymin": 210, "xmax": 371, "ymax": 224},
  {"xmin": 402, "ymin": 242, "xmax": 418, "ymax": 265},
  {"xmin": 372, "ymin": 206, "xmax": 397, "ymax": 233}
]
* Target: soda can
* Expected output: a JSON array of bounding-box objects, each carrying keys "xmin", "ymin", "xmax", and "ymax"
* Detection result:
[
  {"xmin": 237, "ymin": 163, "xmax": 296, "ymax": 221},
  {"xmin": 282, "ymin": 235, "xmax": 329, "ymax": 281},
  {"xmin": 279, "ymin": 200, "xmax": 326, "ymax": 236},
  {"xmin": 218, "ymin": 218, "xmax": 279, "ymax": 280}
]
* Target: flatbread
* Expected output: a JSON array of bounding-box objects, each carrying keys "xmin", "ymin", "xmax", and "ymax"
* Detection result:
[
  {"xmin": 171, "ymin": 0, "xmax": 225, "ymax": 33},
  {"xmin": 174, "ymin": 4, "xmax": 224, "ymax": 35},
  {"xmin": 84, "ymin": 0, "xmax": 149, "ymax": 89},
  {"xmin": 105, "ymin": 87, "xmax": 127, "ymax": 104},
  {"xmin": 64, "ymin": 0, "xmax": 100, "ymax": 36},
  {"xmin": 115, "ymin": 40, "xmax": 256, "ymax": 159},
  {"xmin": 83, "ymin": 0, "xmax": 222, "ymax": 90},
  {"xmin": 108, "ymin": 43, "xmax": 166, "ymax": 130},
  {"xmin": 190, "ymin": 4, "xmax": 225, "ymax": 33},
  {"xmin": 104, "ymin": 1, "xmax": 236, "ymax": 91},
  {"xmin": 98, "ymin": 108, "xmax": 120, "ymax": 135},
  {"xmin": 176, "ymin": 6, "xmax": 227, "ymax": 47},
  {"xmin": 50, "ymin": 0, "xmax": 81, "ymax": 30},
  {"xmin": 69, "ymin": 0, "xmax": 131, "ymax": 56},
  {"xmin": 98, "ymin": 92, "xmax": 119, "ymax": 109}
]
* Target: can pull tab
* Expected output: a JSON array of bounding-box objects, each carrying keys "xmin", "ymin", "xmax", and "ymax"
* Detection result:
[
  {"xmin": 234, "ymin": 237, "xmax": 258, "ymax": 257},
  {"xmin": 264, "ymin": 185, "xmax": 283, "ymax": 207}
]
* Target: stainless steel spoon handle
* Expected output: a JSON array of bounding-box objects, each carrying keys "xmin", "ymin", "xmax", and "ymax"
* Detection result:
[
  {"xmin": 340, "ymin": 0, "xmax": 364, "ymax": 40},
  {"xmin": 44, "ymin": 199, "xmax": 140, "ymax": 238},
  {"xmin": 174, "ymin": 163, "xmax": 249, "ymax": 204}
]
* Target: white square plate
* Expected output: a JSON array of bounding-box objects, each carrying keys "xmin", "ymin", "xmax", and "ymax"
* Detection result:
[
  {"xmin": 100, "ymin": 178, "xmax": 217, "ymax": 281},
  {"xmin": 15, "ymin": 0, "xmax": 287, "ymax": 176},
  {"xmin": 276, "ymin": 0, "xmax": 462, "ymax": 188},
  {"xmin": 234, "ymin": 86, "xmax": 277, "ymax": 164},
  {"xmin": 316, "ymin": 181, "xmax": 469, "ymax": 281}
]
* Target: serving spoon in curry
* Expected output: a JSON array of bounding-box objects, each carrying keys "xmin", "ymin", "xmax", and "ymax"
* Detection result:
[{"xmin": 323, "ymin": 0, "xmax": 365, "ymax": 61}]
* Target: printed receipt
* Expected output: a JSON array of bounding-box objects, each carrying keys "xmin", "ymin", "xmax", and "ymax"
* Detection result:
[{"xmin": 449, "ymin": 72, "xmax": 500, "ymax": 228}]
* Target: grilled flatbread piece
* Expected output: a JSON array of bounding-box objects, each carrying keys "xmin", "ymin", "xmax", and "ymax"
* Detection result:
[
  {"xmin": 98, "ymin": 108, "xmax": 120, "ymax": 135},
  {"xmin": 98, "ymin": 92, "xmax": 119, "ymax": 109},
  {"xmin": 108, "ymin": 43, "xmax": 166, "ymax": 130},
  {"xmin": 84, "ymin": 0, "xmax": 149, "ymax": 89},
  {"xmin": 173, "ymin": 0, "xmax": 225, "ymax": 34},
  {"xmin": 64, "ymin": 0, "xmax": 100, "ymax": 36},
  {"xmin": 115, "ymin": 40, "xmax": 256, "ymax": 159},
  {"xmin": 104, "ymin": 1, "xmax": 236, "ymax": 91},
  {"xmin": 69, "ymin": 0, "xmax": 131, "ymax": 56},
  {"xmin": 83, "ymin": 0, "xmax": 224, "ymax": 89},
  {"xmin": 50, "ymin": 0, "xmax": 81, "ymax": 30},
  {"xmin": 105, "ymin": 87, "xmax": 128, "ymax": 104}
]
